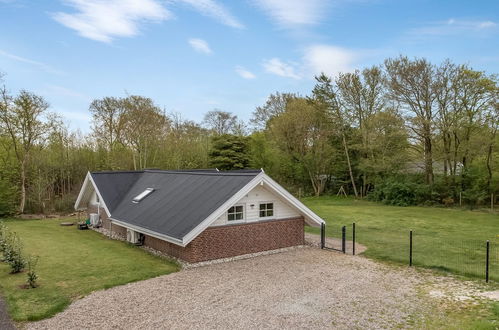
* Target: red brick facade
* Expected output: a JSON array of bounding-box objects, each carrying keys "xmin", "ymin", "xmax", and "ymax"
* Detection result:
[
  {"xmin": 144, "ymin": 217, "xmax": 305, "ymax": 263},
  {"xmin": 87, "ymin": 205, "xmax": 304, "ymax": 263}
]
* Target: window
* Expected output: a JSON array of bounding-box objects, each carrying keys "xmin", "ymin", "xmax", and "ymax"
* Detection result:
[
  {"xmin": 132, "ymin": 188, "xmax": 154, "ymax": 203},
  {"xmin": 227, "ymin": 205, "xmax": 244, "ymax": 221},
  {"xmin": 259, "ymin": 203, "xmax": 274, "ymax": 218}
]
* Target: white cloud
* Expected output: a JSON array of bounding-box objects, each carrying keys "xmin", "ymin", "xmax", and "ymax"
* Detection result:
[
  {"xmin": 478, "ymin": 21, "xmax": 496, "ymax": 29},
  {"xmin": 252, "ymin": 0, "xmax": 329, "ymax": 27},
  {"xmin": 52, "ymin": 0, "xmax": 172, "ymax": 43},
  {"xmin": 235, "ymin": 66, "xmax": 256, "ymax": 79},
  {"xmin": 0, "ymin": 49, "xmax": 64, "ymax": 75},
  {"xmin": 262, "ymin": 58, "xmax": 300, "ymax": 79},
  {"xmin": 303, "ymin": 45, "xmax": 356, "ymax": 77},
  {"xmin": 188, "ymin": 38, "xmax": 212, "ymax": 54},
  {"xmin": 411, "ymin": 18, "xmax": 497, "ymax": 37},
  {"xmin": 176, "ymin": 0, "xmax": 244, "ymax": 29}
]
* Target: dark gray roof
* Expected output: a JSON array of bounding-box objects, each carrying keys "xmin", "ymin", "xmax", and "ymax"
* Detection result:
[
  {"xmin": 91, "ymin": 171, "xmax": 142, "ymax": 213},
  {"xmin": 90, "ymin": 169, "xmax": 261, "ymax": 240}
]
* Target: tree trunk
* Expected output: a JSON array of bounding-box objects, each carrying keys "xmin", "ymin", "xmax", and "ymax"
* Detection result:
[
  {"xmin": 342, "ymin": 133, "xmax": 358, "ymax": 197},
  {"xmin": 19, "ymin": 158, "xmax": 26, "ymax": 214},
  {"xmin": 424, "ymin": 135, "xmax": 434, "ymax": 185}
]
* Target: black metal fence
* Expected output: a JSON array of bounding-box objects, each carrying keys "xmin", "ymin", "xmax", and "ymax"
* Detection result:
[
  {"xmin": 320, "ymin": 223, "xmax": 497, "ymax": 283},
  {"xmin": 320, "ymin": 222, "xmax": 356, "ymax": 255}
]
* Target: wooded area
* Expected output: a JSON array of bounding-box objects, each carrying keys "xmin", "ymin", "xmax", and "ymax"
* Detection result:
[{"xmin": 0, "ymin": 55, "xmax": 497, "ymax": 215}]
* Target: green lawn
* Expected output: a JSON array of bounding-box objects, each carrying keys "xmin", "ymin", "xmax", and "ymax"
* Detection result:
[
  {"xmin": 0, "ymin": 218, "xmax": 179, "ymax": 321},
  {"xmin": 304, "ymin": 196, "xmax": 499, "ymax": 281}
]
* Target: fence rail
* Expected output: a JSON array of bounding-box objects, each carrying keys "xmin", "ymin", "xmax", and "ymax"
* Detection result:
[{"xmin": 320, "ymin": 223, "xmax": 497, "ymax": 283}]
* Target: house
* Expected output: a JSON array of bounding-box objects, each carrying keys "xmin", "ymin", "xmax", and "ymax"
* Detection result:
[{"xmin": 74, "ymin": 169, "xmax": 324, "ymax": 263}]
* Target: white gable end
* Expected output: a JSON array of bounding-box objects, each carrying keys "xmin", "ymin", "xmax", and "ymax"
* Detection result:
[{"xmin": 211, "ymin": 185, "xmax": 300, "ymax": 226}]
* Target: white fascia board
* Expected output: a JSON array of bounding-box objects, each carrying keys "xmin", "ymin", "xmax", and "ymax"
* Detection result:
[
  {"xmin": 261, "ymin": 174, "xmax": 325, "ymax": 226},
  {"xmin": 109, "ymin": 217, "xmax": 184, "ymax": 246},
  {"xmin": 74, "ymin": 172, "xmax": 111, "ymax": 218},
  {"xmin": 182, "ymin": 172, "xmax": 266, "ymax": 246},
  {"xmin": 88, "ymin": 174, "xmax": 112, "ymax": 217},
  {"xmin": 74, "ymin": 172, "xmax": 90, "ymax": 211}
]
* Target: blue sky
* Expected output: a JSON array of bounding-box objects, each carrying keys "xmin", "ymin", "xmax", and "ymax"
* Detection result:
[{"xmin": 0, "ymin": 0, "xmax": 498, "ymax": 132}]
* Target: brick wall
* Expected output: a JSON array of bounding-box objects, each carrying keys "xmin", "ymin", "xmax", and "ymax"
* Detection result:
[
  {"xmin": 143, "ymin": 217, "xmax": 305, "ymax": 263},
  {"xmin": 86, "ymin": 203, "xmax": 304, "ymax": 263}
]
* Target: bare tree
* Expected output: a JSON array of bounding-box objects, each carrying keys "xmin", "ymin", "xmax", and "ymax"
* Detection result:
[
  {"xmin": 0, "ymin": 89, "xmax": 49, "ymax": 213},
  {"xmin": 203, "ymin": 110, "xmax": 238, "ymax": 135}
]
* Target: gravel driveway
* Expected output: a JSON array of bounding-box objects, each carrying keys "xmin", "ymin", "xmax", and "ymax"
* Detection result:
[{"xmin": 29, "ymin": 246, "xmax": 432, "ymax": 330}]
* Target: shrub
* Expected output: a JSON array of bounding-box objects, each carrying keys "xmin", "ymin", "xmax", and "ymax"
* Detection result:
[
  {"xmin": 368, "ymin": 179, "xmax": 440, "ymax": 206},
  {"xmin": 0, "ymin": 221, "xmax": 8, "ymax": 254},
  {"xmin": 26, "ymin": 256, "xmax": 39, "ymax": 288},
  {"xmin": 3, "ymin": 232, "xmax": 26, "ymax": 273}
]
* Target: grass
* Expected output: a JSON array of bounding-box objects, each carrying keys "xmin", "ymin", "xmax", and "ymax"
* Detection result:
[
  {"xmin": 0, "ymin": 218, "xmax": 179, "ymax": 321},
  {"xmin": 303, "ymin": 196, "xmax": 499, "ymax": 281}
]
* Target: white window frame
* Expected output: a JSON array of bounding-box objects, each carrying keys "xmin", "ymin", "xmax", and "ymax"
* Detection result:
[
  {"xmin": 227, "ymin": 204, "xmax": 245, "ymax": 222},
  {"xmin": 259, "ymin": 201, "xmax": 274, "ymax": 219},
  {"xmin": 132, "ymin": 188, "xmax": 155, "ymax": 203}
]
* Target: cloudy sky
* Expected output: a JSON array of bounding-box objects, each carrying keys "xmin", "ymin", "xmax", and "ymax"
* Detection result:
[{"xmin": 0, "ymin": 0, "xmax": 498, "ymax": 131}]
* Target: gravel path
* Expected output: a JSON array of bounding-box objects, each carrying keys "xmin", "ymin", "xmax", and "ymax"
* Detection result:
[
  {"xmin": 29, "ymin": 247, "xmax": 429, "ymax": 330},
  {"xmin": 305, "ymin": 233, "xmax": 367, "ymax": 254},
  {"xmin": 0, "ymin": 296, "xmax": 15, "ymax": 330}
]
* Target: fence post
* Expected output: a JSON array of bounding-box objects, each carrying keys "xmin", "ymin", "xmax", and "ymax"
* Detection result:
[
  {"xmin": 486, "ymin": 240, "xmax": 490, "ymax": 283},
  {"xmin": 342, "ymin": 226, "xmax": 346, "ymax": 253},
  {"xmin": 320, "ymin": 223, "xmax": 325, "ymax": 249},
  {"xmin": 352, "ymin": 222, "xmax": 356, "ymax": 256},
  {"xmin": 409, "ymin": 230, "xmax": 413, "ymax": 267}
]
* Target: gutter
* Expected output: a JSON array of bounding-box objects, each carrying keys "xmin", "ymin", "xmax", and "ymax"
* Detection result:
[{"xmin": 108, "ymin": 217, "xmax": 185, "ymax": 246}]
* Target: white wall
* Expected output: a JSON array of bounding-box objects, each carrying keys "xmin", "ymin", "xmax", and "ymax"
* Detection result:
[
  {"xmin": 210, "ymin": 185, "xmax": 300, "ymax": 227},
  {"xmin": 89, "ymin": 189, "xmax": 98, "ymax": 205}
]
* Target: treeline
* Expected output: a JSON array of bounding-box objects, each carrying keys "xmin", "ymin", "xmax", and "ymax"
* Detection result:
[{"xmin": 0, "ymin": 55, "xmax": 498, "ymax": 215}]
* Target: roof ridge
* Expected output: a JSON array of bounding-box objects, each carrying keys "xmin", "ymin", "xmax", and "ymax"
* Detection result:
[
  {"xmin": 91, "ymin": 170, "xmax": 145, "ymax": 174},
  {"xmin": 143, "ymin": 170, "xmax": 260, "ymax": 176}
]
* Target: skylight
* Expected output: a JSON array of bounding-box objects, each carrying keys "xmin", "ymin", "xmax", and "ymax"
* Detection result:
[{"xmin": 132, "ymin": 188, "xmax": 154, "ymax": 203}]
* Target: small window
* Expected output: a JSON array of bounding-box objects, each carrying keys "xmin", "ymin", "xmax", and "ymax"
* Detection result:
[
  {"xmin": 95, "ymin": 193, "xmax": 99, "ymax": 203},
  {"xmin": 228, "ymin": 205, "xmax": 244, "ymax": 221},
  {"xmin": 259, "ymin": 203, "xmax": 274, "ymax": 218},
  {"xmin": 132, "ymin": 188, "xmax": 154, "ymax": 203}
]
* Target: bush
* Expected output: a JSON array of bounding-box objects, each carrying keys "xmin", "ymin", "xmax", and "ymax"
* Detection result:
[
  {"xmin": 0, "ymin": 221, "xmax": 8, "ymax": 254},
  {"xmin": 2, "ymin": 231, "xmax": 26, "ymax": 273},
  {"xmin": 368, "ymin": 179, "xmax": 439, "ymax": 206},
  {"xmin": 26, "ymin": 256, "xmax": 39, "ymax": 288}
]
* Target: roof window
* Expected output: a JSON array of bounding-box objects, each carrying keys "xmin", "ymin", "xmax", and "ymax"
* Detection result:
[{"xmin": 132, "ymin": 188, "xmax": 154, "ymax": 203}]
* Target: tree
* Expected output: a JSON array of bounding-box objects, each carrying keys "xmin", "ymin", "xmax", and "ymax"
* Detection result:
[
  {"xmin": 0, "ymin": 89, "xmax": 49, "ymax": 213},
  {"xmin": 269, "ymin": 98, "xmax": 335, "ymax": 196},
  {"xmin": 336, "ymin": 66, "xmax": 385, "ymax": 195},
  {"xmin": 385, "ymin": 56, "xmax": 437, "ymax": 185},
  {"xmin": 121, "ymin": 96, "xmax": 169, "ymax": 170},
  {"xmin": 203, "ymin": 110, "xmax": 238, "ymax": 135},
  {"xmin": 208, "ymin": 134, "xmax": 250, "ymax": 170},
  {"xmin": 312, "ymin": 74, "xmax": 359, "ymax": 197},
  {"xmin": 453, "ymin": 68, "xmax": 497, "ymax": 186},
  {"xmin": 251, "ymin": 92, "xmax": 296, "ymax": 129}
]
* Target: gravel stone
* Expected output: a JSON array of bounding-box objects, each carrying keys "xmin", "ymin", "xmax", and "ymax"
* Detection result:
[{"xmin": 29, "ymin": 247, "xmax": 429, "ymax": 330}]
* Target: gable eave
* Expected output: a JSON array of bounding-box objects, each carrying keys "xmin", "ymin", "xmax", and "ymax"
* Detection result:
[
  {"xmin": 181, "ymin": 172, "xmax": 324, "ymax": 246},
  {"xmin": 74, "ymin": 171, "xmax": 112, "ymax": 217}
]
